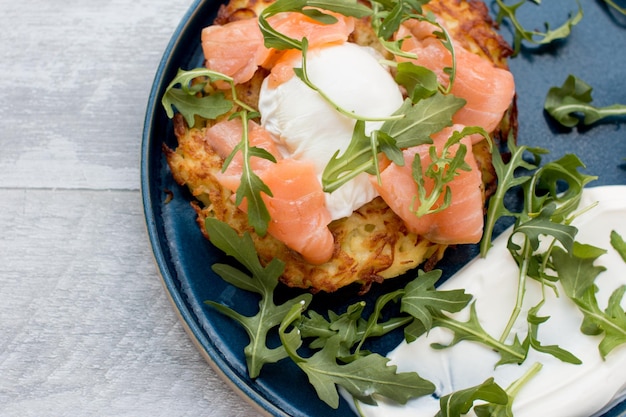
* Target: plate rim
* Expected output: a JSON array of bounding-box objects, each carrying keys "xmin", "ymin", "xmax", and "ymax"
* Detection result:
[{"xmin": 140, "ymin": 0, "xmax": 286, "ymax": 415}]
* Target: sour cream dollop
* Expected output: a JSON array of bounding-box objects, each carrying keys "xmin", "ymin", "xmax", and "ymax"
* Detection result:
[
  {"xmin": 258, "ymin": 42, "xmax": 404, "ymax": 220},
  {"xmin": 354, "ymin": 185, "xmax": 626, "ymax": 417}
]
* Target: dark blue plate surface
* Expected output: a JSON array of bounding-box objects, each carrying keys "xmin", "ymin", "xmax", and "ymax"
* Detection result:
[{"xmin": 142, "ymin": 1, "xmax": 626, "ymax": 416}]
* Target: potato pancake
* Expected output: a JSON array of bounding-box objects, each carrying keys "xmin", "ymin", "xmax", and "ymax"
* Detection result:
[{"xmin": 163, "ymin": 0, "xmax": 516, "ymax": 293}]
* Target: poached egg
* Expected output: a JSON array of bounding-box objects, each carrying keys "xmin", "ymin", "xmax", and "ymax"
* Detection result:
[{"xmin": 258, "ymin": 42, "xmax": 404, "ymax": 220}]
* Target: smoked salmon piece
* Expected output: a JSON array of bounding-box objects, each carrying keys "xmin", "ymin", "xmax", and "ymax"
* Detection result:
[
  {"xmin": 201, "ymin": 11, "xmax": 355, "ymax": 86},
  {"xmin": 261, "ymin": 158, "xmax": 335, "ymax": 264},
  {"xmin": 206, "ymin": 118, "xmax": 281, "ymax": 193},
  {"xmin": 372, "ymin": 126, "xmax": 484, "ymax": 244},
  {"xmin": 204, "ymin": 119, "xmax": 334, "ymax": 264},
  {"xmin": 396, "ymin": 22, "xmax": 515, "ymax": 133},
  {"xmin": 201, "ymin": 18, "xmax": 271, "ymax": 86}
]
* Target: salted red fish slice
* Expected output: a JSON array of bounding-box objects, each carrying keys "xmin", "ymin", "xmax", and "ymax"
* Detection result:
[
  {"xmin": 396, "ymin": 21, "xmax": 515, "ymax": 133},
  {"xmin": 372, "ymin": 125, "xmax": 484, "ymax": 244},
  {"xmin": 205, "ymin": 119, "xmax": 334, "ymax": 264},
  {"xmin": 201, "ymin": 11, "xmax": 354, "ymax": 86}
]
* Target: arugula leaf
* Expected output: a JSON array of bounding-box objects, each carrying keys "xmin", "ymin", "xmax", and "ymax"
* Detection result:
[
  {"xmin": 395, "ymin": 62, "xmax": 439, "ymax": 103},
  {"xmin": 223, "ymin": 110, "xmax": 275, "ymax": 237},
  {"xmin": 369, "ymin": 0, "xmax": 429, "ymax": 40},
  {"xmin": 545, "ymin": 74, "xmax": 626, "ymax": 127},
  {"xmin": 474, "ymin": 362, "xmax": 542, "ymax": 417},
  {"xmin": 161, "ymin": 68, "xmax": 234, "ymax": 127},
  {"xmin": 480, "ymin": 140, "xmax": 546, "ymax": 256},
  {"xmin": 552, "ymin": 242, "xmax": 626, "ymax": 358},
  {"xmin": 320, "ymin": 121, "xmax": 383, "ymax": 193},
  {"xmin": 279, "ymin": 303, "xmax": 435, "ymax": 409},
  {"xmin": 577, "ymin": 284, "xmax": 626, "ymax": 358},
  {"xmin": 430, "ymin": 303, "xmax": 527, "ymax": 366},
  {"xmin": 523, "ymin": 304, "xmax": 581, "ymax": 364},
  {"xmin": 400, "ymin": 269, "xmax": 472, "ymax": 331},
  {"xmin": 322, "ymin": 93, "xmax": 464, "ymax": 193},
  {"xmin": 494, "ymin": 0, "xmax": 583, "ymax": 56},
  {"xmin": 161, "ymin": 68, "xmax": 274, "ymax": 235},
  {"xmin": 410, "ymin": 128, "xmax": 472, "ymax": 217},
  {"xmin": 510, "ymin": 203, "xmax": 578, "ymax": 253},
  {"xmin": 203, "ymin": 218, "xmax": 312, "ymax": 378},
  {"xmin": 354, "ymin": 289, "xmax": 410, "ymax": 355},
  {"xmin": 380, "ymin": 94, "xmax": 466, "ymax": 148},
  {"xmin": 552, "ymin": 243, "xmax": 607, "ymax": 300},
  {"xmin": 611, "ymin": 230, "xmax": 626, "ymax": 263},
  {"xmin": 436, "ymin": 378, "xmax": 509, "ymax": 417},
  {"xmin": 259, "ymin": 0, "xmax": 372, "ymax": 50},
  {"xmin": 307, "ymin": 301, "xmax": 367, "ymax": 358}
]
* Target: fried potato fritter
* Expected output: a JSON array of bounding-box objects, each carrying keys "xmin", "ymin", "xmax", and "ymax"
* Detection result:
[{"xmin": 164, "ymin": 0, "xmax": 517, "ymax": 293}]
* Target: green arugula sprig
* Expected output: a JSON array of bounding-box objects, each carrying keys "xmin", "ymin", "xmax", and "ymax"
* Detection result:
[
  {"xmin": 258, "ymin": 0, "xmax": 372, "ymax": 50},
  {"xmin": 551, "ymin": 240, "xmax": 626, "ymax": 358},
  {"xmin": 435, "ymin": 378, "xmax": 509, "ymax": 417},
  {"xmin": 612, "ymin": 230, "xmax": 626, "ymax": 263},
  {"xmin": 494, "ymin": 0, "xmax": 583, "ymax": 56},
  {"xmin": 294, "ymin": 39, "xmax": 404, "ymax": 124},
  {"xmin": 161, "ymin": 68, "xmax": 276, "ymax": 236},
  {"xmin": 279, "ymin": 302, "xmax": 435, "ymax": 409},
  {"xmin": 545, "ymin": 74, "xmax": 626, "ymax": 128},
  {"xmin": 203, "ymin": 218, "xmax": 313, "ymax": 378},
  {"xmin": 222, "ymin": 109, "xmax": 276, "ymax": 237},
  {"xmin": 478, "ymin": 134, "xmax": 599, "ymax": 363},
  {"xmin": 603, "ymin": 0, "xmax": 626, "ymax": 15},
  {"xmin": 410, "ymin": 127, "xmax": 483, "ymax": 217},
  {"xmin": 161, "ymin": 68, "xmax": 235, "ymax": 127},
  {"xmin": 322, "ymin": 93, "xmax": 466, "ymax": 193},
  {"xmin": 473, "ymin": 363, "xmax": 542, "ymax": 417},
  {"xmin": 368, "ymin": 1, "xmax": 458, "ymax": 94}
]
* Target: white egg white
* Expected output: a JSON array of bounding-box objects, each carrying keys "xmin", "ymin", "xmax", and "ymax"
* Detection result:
[{"xmin": 258, "ymin": 42, "xmax": 404, "ymax": 220}]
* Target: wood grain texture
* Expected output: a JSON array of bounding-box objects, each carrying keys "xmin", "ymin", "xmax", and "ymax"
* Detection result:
[{"xmin": 0, "ymin": 0, "xmax": 260, "ymax": 415}]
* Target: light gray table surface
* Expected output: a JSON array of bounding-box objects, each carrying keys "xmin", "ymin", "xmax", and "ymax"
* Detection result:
[{"xmin": 0, "ymin": 0, "xmax": 260, "ymax": 415}]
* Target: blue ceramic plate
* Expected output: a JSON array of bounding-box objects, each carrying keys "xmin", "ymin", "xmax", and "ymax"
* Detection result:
[{"xmin": 141, "ymin": 1, "xmax": 626, "ymax": 416}]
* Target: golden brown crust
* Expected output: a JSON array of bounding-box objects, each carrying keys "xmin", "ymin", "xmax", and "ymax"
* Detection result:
[
  {"xmin": 164, "ymin": 0, "xmax": 517, "ymax": 293},
  {"xmin": 424, "ymin": 0, "xmax": 513, "ymax": 68}
]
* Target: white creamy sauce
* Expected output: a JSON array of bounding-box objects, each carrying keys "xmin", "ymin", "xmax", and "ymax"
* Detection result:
[
  {"xmin": 355, "ymin": 185, "xmax": 626, "ymax": 417},
  {"xmin": 258, "ymin": 42, "xmax": 404, "ymax": 220}
]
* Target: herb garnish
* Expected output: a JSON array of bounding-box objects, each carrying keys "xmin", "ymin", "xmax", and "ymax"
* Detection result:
[
  {"xmin": 545, "ymin": 74, "xmax": 626, "ymax": 128},
  {"xmin": 603, "ymin": 0, "xmax": 626, "ymax": 15},
  {"xmin": 204, "ymin": 217, "xmax": 312, "ymax": 377},
  {"xmin": 435, "ymin": 378, "xmax": 509, "ymax": 417},
  {"xmin": 552, "ymin": 241, "xmax": 626, "ymax": 359},
  {"xmin": 279, "ymin": 302, "xmax": 435, "ymax": 409},
  {"xmin": 161, "ymin": 68, "xmax": 234, "ymax": 127},
  {"xmin": 161, "ymin": 68, "xmax": 276, "ymax": 235},
  {"xmin": 493, "ymin": 0, "xmax": 583, "ymax": 56}
]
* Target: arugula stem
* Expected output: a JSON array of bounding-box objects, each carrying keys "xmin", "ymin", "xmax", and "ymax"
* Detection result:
[
  {"xmin": 357, "ymin": 316, "xmax": 414, "ymax": 341},
  {"xmin": 323, "ymin": 158, "xmax": 378, "ymax": 193},
  {"xmin": 437, "ymin": 315, "xmax": 526, "ymax": 361},
  {"xmin": 352, "ymin": 397, "xmax": 368, "ymax": 417},
  {"xmin": 499, "ymin": 236, "xmax": 532, "ymax": 343},
  {"xmin": 506, "ymin": 362, "xmax": 542, "ymax": 397},
  {"xmin": 604, "ymin": 0, "xmax": 626, "ymax": 15},
  {"xmin": 479, "ymin": 142, "xmax": 525, "ymax": 257},
  {"xmin": 295, "ymin": 39, "xmax": 404, "ymax": 123}
]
